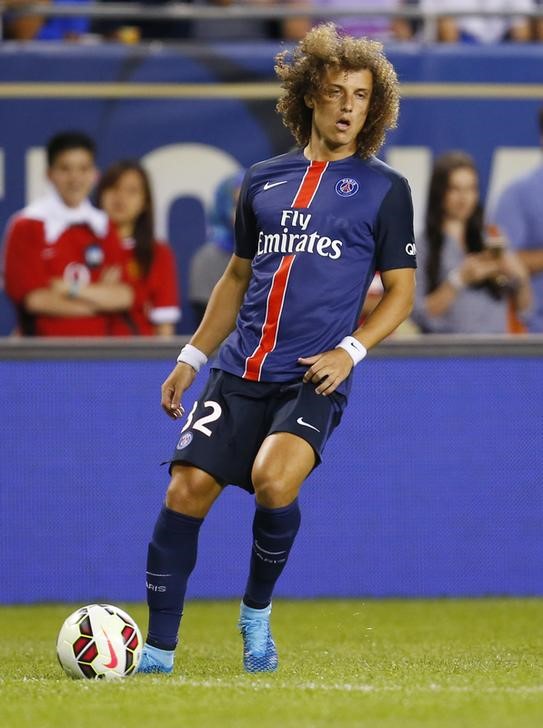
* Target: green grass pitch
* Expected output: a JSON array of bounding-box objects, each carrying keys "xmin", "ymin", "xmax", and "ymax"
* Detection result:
[{"xmin": 0, "ymin": 599, "xmax": 541, "ymax": 728}]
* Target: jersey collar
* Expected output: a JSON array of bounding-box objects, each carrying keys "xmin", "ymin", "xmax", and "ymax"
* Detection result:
[{"xmin": 23, "ymin": 187, "xmax": 109, "ymax": 244}]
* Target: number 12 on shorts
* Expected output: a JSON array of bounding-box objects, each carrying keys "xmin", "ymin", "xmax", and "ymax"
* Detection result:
[{"xmin": 181, "ymin": 400, "xmax": 222, "ymax": 437}]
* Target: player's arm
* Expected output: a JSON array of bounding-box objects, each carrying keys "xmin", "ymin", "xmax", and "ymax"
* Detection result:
[
  {"xmin": 190, "ymin": 254, "xmax": 252, "ymax": 354},
  {"xmin": 300, "ymin": 268, "xmax": 415, "ymax": 395},
  {"xmin": 301, "ymin": 175, "xmax": 416, "ymax": 395},
  {"xmin": 353, "ymin": 268, "xmax": 416, "ymax": 348},
  {"xmin": 160, "ymin": 254, "xmax": 253, "ymax": 419},
  {"xmin": 162, "ymin": 166, "xmax": 257, "ymax": 418}
]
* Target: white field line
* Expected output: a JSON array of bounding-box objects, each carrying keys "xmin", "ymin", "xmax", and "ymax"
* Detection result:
[
  {"xmin": 8, "ymin": 676, "xmax": 543, "ymax": 695},
  {"xmin": 152, "ymin": 678, "xmax": 543, "ymax": 695}
]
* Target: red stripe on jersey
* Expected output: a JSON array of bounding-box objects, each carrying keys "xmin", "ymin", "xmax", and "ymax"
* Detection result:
[
  {"xmin": 291, "ymin": 161, "xmax": 328, "ymax": 208},
  {"xmin": 243, "ymin": 255, "xmax": 295, "ymax": 381}
]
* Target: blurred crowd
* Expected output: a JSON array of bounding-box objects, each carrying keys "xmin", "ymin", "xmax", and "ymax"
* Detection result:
[
  {"xmin": 0, "ymin": 130, "xmax": 245, "ymax": 338},
  {"xmin": 366, "ymin": 107, "xmax": 543, "ymax": 336},
  {"xmin": 1, "ymin": 106, "xmax": 542, "ymax": 338},
  {"xmin": 2, "ymin": 0, "xmax": 543, "ymax": 44},
  {"xmin": 1, "ymin": 2, "xmax": 543, "ymax": 338}
]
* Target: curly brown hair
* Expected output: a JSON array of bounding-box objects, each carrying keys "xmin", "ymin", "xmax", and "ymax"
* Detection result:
[{"xmin": 275, "ymin": 23, "xmax": 400, "ymax": 159}]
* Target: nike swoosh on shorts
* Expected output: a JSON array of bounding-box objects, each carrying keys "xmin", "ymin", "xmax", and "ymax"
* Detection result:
[{"xmin": 296, "ymin": 417, "xmax": 320, "ymax": 432}]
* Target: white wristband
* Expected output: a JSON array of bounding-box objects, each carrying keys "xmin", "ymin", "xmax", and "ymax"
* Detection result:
[
  {"xmin": 176, "ymin": 344, "xmax": 208, "ymax": 372},
  {"xmin": 336, "ymin": 336, "xmax": 367, "ymax": 366}
]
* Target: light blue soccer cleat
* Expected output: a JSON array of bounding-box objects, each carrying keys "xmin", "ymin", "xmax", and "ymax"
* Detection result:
[
  {"xmin": 238, "ymin": 602, "xmax": 278, "ymax": 673},
  {"xmin": 136, "ymin": 643, "xmax": 175, "ymax": 674}
]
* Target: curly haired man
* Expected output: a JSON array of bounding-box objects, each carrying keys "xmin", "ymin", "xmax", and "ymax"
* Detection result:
[{"xmin": 138, "ymin": 23, "xmax": 416, "ymax": 675}]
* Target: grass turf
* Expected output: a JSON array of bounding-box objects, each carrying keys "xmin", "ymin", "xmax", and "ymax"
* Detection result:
[{"xmin": 0, "ymin": 599, "xmax": 541, "ymax": 728}]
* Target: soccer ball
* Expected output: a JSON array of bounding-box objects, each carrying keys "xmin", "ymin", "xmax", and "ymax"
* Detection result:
[{"xmin": 56, "ymin": 604, "xmax": 142, "ymax": 679}]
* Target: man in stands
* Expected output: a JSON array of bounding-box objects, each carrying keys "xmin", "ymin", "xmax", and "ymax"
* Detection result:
[{"xmin": 3, "ymin": 131, "xmax": 133, "ymax": 336}]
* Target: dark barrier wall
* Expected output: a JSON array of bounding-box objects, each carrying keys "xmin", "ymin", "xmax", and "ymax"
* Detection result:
[{"xmin": 1, "ymin": 342, "xmax": 542, "ymax": 603}]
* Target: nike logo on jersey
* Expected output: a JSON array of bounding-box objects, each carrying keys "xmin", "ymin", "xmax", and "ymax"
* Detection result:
[
  {"xmin": 263, "ymin": 180, "xmax": 288, "ymax": 191},
  {"xmin": 296, "ymin": 417, "xmax": 320, "ymax": 432}
]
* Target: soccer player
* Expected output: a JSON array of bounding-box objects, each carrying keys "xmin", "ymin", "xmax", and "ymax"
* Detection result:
[
  {"xmin": 3, "ymin": 131, "xmax": 133, "ymax": 336},
  {"xmin": 139, "ymin": 23, "xmax": 416, "ymax": 675}
]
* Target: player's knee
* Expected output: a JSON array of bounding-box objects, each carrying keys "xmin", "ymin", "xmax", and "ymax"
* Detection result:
[
  {"xmin": 252, "ymin": 471, "xmax": 297, "ymax": 508},
  {"xmin": 165, "ymin": 465, "xmax": 219, "ymax": 517}
]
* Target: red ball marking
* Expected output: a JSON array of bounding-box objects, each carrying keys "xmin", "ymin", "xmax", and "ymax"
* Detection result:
[
  {"xmin": 79, "ymin": 641, "xmax": 98, "ymax": 663},
  {"xmin": 72, "ymin": 635, "xmax": 91, "ymax": 657}
]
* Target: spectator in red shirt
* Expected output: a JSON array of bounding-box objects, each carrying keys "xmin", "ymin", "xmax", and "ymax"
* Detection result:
[
  {"xmin": 97, "ymin": 160, "xmax": 181, "ymax": 336},
  {"xmin": 2, "ymin": 131, "xmax": 133, "ymax": 336}
]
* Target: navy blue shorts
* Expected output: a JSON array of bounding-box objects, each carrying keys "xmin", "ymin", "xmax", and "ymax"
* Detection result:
[{"xmin": 170, "ymin": 369, "xmax": 345, "ymax": 493}]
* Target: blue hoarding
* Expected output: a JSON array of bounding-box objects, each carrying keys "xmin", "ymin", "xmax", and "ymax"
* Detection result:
[{"xmin": 1, "ymin": 355, "xmax": 541, "ymax": 603}]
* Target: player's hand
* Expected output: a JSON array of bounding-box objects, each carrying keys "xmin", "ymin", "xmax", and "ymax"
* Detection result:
[
  {"xmin": 161, "ymin": 363, "xmax": 196, "ymax": 419},
  {"xmin": 298, "ymin": 348, "xmax": 353, "ymax": 396}
]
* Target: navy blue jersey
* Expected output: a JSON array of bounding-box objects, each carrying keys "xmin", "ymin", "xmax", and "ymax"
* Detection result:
[{"xmin": 217, "ymin": 148, "xmax": 415, "ymax": 394}]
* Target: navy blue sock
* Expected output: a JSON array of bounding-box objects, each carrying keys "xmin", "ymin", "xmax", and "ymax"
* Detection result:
[
  {"xmin": 243, "ymin": 499, "xmax": 301, "ymax": 610},
  {"xmin": 146, "ymin": 505, "xmax": 203, "ymax": 651}
]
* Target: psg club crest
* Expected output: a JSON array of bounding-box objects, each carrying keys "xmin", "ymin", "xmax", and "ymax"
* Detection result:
[
  {"xmin": 335, "ymin": 178, "xmax": 359, "ymax": 198},
  {"xmin": 176, "ymin": 431, "xmax": 193, "ymax": 450}
]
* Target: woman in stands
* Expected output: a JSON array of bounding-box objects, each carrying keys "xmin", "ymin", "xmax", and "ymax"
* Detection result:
[
  {"xmin": 413, "ymin": 151, "xmax": 532, "ymax": 333},
  {"xmin": 98, "ymin": 161, "xmax": 181, "ymax": 336}
]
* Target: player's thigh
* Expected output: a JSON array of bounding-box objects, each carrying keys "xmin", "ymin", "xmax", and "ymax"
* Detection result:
[
  {"xmin": 166, "ymin": 463, "xmax": 223, "ymax": 518},
  {"xmin": 251, "ymin": 432, "xmax": 316, "ymax": 507},
  {"xmin": 269, "ymin": 378, "xmax": 344, "ymax": 461},
  {"xmin": 171, "ymin": 370, "xmax": 271, "ymax": 493}
]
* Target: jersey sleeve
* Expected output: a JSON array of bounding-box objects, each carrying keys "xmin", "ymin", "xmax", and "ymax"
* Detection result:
[
  {"xmin": 234, "ymin": 169, "xmax": 258, "ymax": 259},
  {"xmin": 148, "ymin": 243, "xmax": 181, "ymax": 325},
  {"xmin": 2, "ymin": 217, "xmax": 49, "ymax": 303},
  {"xmin": 373, "ymin": 176, "xmax": 416, "ymax": 271}
]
